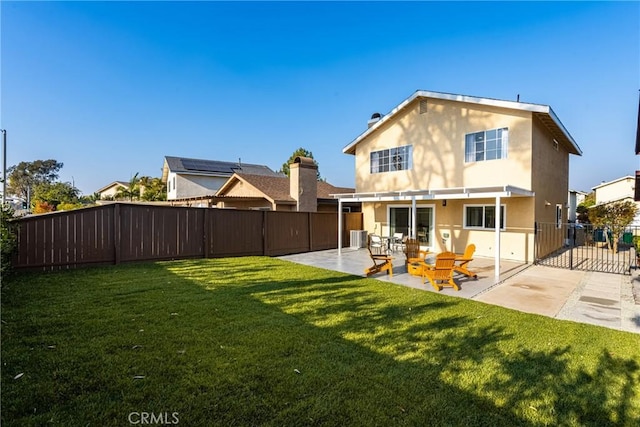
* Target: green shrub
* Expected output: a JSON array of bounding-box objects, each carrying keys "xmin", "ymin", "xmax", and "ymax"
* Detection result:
[
  {"xmin": 634, "ymin": 235, "xmax": 640, "ymax": 255},
  {"xmin": 1, "ymin": 203, "xmax": 17, "ymax": 276}
]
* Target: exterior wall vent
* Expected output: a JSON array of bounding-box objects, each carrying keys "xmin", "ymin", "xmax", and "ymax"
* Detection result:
[{"xmin": 420, "ymin": 99, "xmax": 428, "ymax": 114}]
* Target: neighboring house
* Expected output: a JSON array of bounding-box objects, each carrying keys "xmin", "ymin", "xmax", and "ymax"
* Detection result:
[
  {"xmin": 334, "ymin": 90, "xmax": 582, "ymax": 271},
  {"xmin": 162, "ymin": 156, "xmax": 281, "ymax": 201},
  {"xmin": 215, "ymin": 157, "xmax": 359, "ymax": 212},
  {"xmin": 567, "ymin": 189, "xmax": 588, "ymax": 222},
  {"xmin": 95, "ymin": 181, "xmax": 128, "ymax": 199},
  {"xmin": 593, "ymin": 175, "xmax": 635, "ymax": 205},
  {"xmin": 592, "ymin": 175, "xmax": 640, "ymax": 226}
]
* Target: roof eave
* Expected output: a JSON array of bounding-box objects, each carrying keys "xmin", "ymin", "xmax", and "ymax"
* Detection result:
[
  {"xmin": 342, "ymin": 90, "xmax": 582, "ymax": 156},
  {"xmin": 545, "ymin": 107, "xmax": 583, "ymax": 156}
]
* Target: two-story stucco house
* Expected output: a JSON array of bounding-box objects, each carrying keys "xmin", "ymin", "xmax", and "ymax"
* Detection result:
[{"xmin": 335, "ymin": 90, "xmax": 582, "ymax": 275}]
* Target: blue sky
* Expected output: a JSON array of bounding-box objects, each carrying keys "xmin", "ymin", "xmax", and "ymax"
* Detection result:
[{"xmin": 1, "ymin": 1, "xmax": 638, "ymax": 195}]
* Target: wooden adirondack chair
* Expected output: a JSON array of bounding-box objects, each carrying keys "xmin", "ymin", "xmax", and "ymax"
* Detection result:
[
  {"xmin": 454, "ymin": 244, "xmax": 478, "ymax": 278},
  {"xmin": 422, "ymin": 251, "xmax": 459, "ymax": 291},
  {"xmin": 404, "ymin": 238, "xmax": 429, "ymax": 265},
  {"xmin": 364, "ymin": 235, "xmax": 393, "ymax": 277}
]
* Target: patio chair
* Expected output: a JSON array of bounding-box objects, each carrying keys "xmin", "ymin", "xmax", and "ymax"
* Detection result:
[
  {"xmin": 422, "ymin": 251, "xmax": 459, "ymax": 291},
  {"xmin": 390, "ymin": 232, "xmax": 404, "ymax": 252},
  {"xmin": 454, "ymin": 244, "xmax": 478, "ymax": 279},
  {"xmin": 364, "ymin": 235, "xmax": 393, "ymax": 277},
  {"xmin": 368, "ymin": 234, "xmax": 388, "ymax": 255},
  {"xmin": 404, "ymin": 238, "xmax": 430, "ymax": 269}
]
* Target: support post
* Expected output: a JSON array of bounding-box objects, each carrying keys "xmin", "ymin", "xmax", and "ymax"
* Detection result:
[
  {"xmin": 495, "ymin": 196, "xmax": 501, "ymax": 280},
  {"xmin": 411, "ymin": 196, "xmax": 417, "ymax": 239}
]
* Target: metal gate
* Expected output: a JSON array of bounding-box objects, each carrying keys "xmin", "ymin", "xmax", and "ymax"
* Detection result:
[{"xmin": 534, "ymin": 222, "xmax": 637, "ymax": 275}]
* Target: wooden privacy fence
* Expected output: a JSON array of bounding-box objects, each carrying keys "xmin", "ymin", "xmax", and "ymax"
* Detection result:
[{"xmin": 11, "ymin": 203, "xmax": 363, "ymax": 271}]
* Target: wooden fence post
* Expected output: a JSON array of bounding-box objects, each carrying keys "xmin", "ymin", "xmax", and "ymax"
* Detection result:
[
  {"xmin": 203, "ymin": 208, "xmax": 210, "ymax": 259},
  {"xmin": 113, "ymin": 204, "xmax": 121, "ymax": 265},
  {"xmin": 262, "ymin": 210, "xmax": 267, "ymax": 256},
  {"xmin": 308, "ymin": 212, "xmax": 313, "ymax": 252}
]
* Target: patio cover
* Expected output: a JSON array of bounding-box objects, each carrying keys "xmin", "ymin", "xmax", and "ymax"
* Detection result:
[{"xmin": 333, "ymin": 185, "xmax": 535, "ymax": 280}]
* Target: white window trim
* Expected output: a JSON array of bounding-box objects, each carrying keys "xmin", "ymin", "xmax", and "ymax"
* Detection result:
[
  {"xmin": 370, "ymin": 145, "xmax": 413, "ymax": 174},
  {"xmin": 464, "ymin": 127, "xmax": 509, "ymax": 163},
  {"xmin": 556, "ymin": 204, "xmax": 563, "ymax": 229},
  {"xmin": 463, "ymin": 204, "xmax": 507, "ymax": 230}
]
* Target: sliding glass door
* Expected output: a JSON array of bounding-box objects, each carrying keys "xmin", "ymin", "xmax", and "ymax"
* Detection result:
[{"xmin": 389, "ymin": 206, "xmax": 433, "ymax": 246}]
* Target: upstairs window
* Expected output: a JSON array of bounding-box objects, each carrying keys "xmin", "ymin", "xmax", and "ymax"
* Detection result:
[
  {"xmin": 465, "ymin": 128, "xmax": 508, "ymax": 162},
  {"xmin": 370, "ymin": 145, "xmax": 413, "ymax": 174}
]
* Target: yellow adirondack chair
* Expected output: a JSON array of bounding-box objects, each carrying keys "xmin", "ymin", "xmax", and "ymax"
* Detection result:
[
  {"xmin": 454, "ymin": 244, "xmax": 478, "ymax": 278},
  {"xmin": 364, "ymin": 235, "xmax": 393, "ymax": 277},
  {"xmin": 404, "ymin": 238, "xmax": 431, "ymax": 276},
  {"xmin": 422, "ymin": 251, "xmax": 459, "ymax": 291}
]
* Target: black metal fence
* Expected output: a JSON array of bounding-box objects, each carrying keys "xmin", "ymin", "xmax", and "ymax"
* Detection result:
[{"xmin": 534, "ymin": 222, "xmax": 637, "ymax": 275}]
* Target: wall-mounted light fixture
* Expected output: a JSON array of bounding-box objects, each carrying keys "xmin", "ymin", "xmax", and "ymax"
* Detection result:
[{"xmin": 442, "ymin": 199, "xmax": 447, "ymax": 207}]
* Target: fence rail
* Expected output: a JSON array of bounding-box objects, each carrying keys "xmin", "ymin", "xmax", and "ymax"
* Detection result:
[
  {"xmin": 11, "ymin": 204, "xmax": 362, "ymax": 271},
  {"xmin": 535, "ymin": 222, "xmax": 637, "ymax": 275}
]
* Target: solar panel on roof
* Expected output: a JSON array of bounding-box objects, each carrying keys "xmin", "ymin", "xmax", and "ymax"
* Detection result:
[{"xmin": 182, "ymin": 159, "xmax": 234, "ymax": 173}]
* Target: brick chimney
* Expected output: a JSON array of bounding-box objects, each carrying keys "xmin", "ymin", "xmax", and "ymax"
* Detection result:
[{"xmin": 289, "ymin": 156, "xmax": 317, "ymax": 212}]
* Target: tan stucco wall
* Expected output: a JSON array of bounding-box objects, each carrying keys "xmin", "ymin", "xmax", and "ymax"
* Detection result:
[
  {"xmin": 531, "ymin": 116, "xmax": 570, "ymax": 224},
  {"xmin": 354, "ymin": 98, "xmax": 533, "ymax": 193},
  {"xmin": 436, "ymin": 198, "xmax": 535, "ymax": 262},
  {"xmin": 223, "ymin": 180, "xmax": 269, "ymax": 198},
  {"xmin": 594, "ymin": 177, "xmax": 634, "ymax": 204},
  {"xmin": 352, "ymin": 97, "xmax": 576, "ymax": 263},
  {"xmin": 362, "ymin": 197, "xmax": 535, "ymax": 262}
]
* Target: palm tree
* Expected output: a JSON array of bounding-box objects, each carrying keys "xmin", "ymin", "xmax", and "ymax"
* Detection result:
[
  {"xmin": 116, "ymin": 173, "xmax": 140, "ymax": 202},
  {"xmin": 140, "ymin": 177, "xmax": 167, "ymax": 201}
]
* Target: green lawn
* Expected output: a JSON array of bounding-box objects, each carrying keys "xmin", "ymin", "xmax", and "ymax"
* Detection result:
[{"xmin": 2, "ymin": 257, "xmax": 639, "ymax": 426}]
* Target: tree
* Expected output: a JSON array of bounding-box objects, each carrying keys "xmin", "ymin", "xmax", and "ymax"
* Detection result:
[
  {"xmin": 80, "ymin": 193, "xmax": 102, "ymax": 205},
  {"xmin": 279, "ymin": 148, "xmax": 321, "ymax": 180},
  {"xmin": 576, "ymin": 192, "xmax": 595, "ymax": 223},
  {"xmin": 1, "ymin": 203, "xmax": 17, "ymax": 277},
  {"xmin": 116, "ymin": 173, "xmax": 141, "ymax": 202},
  {"xmin": 7, "ymin": 160, "xmax": 63, "ymax": 201},
  {"xmin": 139, "ymin": 176, "xmax": 167, "ymax": 201},
  {"xmin": 33, "ymin": 201, "xmax": 56, "ymax": 214},
  {"xmin": 32, "ymin": 181, "xmax": 80, "ymax": 209},
  {"xmin": 589, "ymin": 200, "xmax": 638, "ymax": 253}
]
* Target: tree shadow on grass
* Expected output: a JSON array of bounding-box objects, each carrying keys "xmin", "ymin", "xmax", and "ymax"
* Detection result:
[
  {"xmin": 158, "ymin": 257, "xmax": 639, "ymax": 426},
  {"xmin": 228, "ymin": 258, "xmax": 640, "ymax": 426},
  {"xmin": 3, "ymin": 258, "xmax": 638, "ymax": 426}
]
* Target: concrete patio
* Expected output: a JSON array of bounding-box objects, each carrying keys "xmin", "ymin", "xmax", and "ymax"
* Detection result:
[
  {"xmin": 278, "ymin": 247, "xmax": 640, "ymax": 334},
  {"xmin": 279, "ymin": 247, "xmax": 530, "ymax": 299}
]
